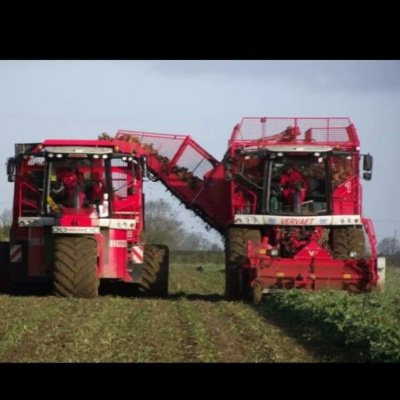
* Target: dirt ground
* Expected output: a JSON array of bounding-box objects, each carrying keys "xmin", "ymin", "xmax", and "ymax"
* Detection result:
[{"xmin": 0, "ymin": 264, "xmax": 351, "ymax": 362}]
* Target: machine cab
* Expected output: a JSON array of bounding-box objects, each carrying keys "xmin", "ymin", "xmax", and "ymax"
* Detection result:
[
  {"xmin": 9, "ymin": 142, "xmax": 144, "ymax": 226},
  {"xmin": 236, "ymin": 146, "xmax": 364, "ymax": 217}
]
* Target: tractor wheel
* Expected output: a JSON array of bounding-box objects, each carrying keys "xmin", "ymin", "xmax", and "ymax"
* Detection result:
[
  {"xmin": 225, "ymin": 227, "xmax": 261, "ymax": 300},
  {"xmin": 0, "ymin": 242, "xmax": 11, "ymax": 294},
  {"xmin": 332, "ymin": 226, "xmax": 366, "ymax": 259},
  {"xmin": 53, "ymin": 235, "xmax": 99, "ymax": 298},
  {"xmin": 141, "ymin": 244, "xmax": 169, "ymax": 297}
]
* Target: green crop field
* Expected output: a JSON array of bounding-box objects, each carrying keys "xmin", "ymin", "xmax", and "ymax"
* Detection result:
[
  {"xmin": 0, "ymin": 263, "xmax": 399, "ymax": 362},
  {"xmin": 261, "ymin": 266, "xmax": 400, "ymax": 362}
]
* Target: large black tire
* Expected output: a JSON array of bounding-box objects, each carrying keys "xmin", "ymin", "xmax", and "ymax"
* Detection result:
[
  {"xmin": 332, "ymin": 226, "xmax": 366, "ymax": 259},
  {"xmin": 141, "ymin": 244, "xmax": 169, "ymax": 297},
  {"xmin": 0, "ymin": 242, "xmax": 11, "ymax": 294},
  {"xmin": 225, "ymin": 227, "xmax": 261, "ymax": 300},
  {"xmin": 53, "ymin": 235, "xmax": 99, "ymax": 298}
]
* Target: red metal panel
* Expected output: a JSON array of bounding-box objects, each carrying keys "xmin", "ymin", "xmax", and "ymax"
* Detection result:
[
  {"xmin": 27, "ymin": 228, "xmax": 45, "ymax": 276},
  {"xmin": 114, "ymin": 130, "xmax": 229, "ymax": 233},
  {"xmin": 247, "ymin": 236, "xmax": 376, "ymax": 292},
  {"xmin": 103, "ymin": 229, "xmax": 127, "ymax": 279},
  {"xmin": 363, "ymin": 217, "xmax": 378, "ymax": 259},
  {"xmin": 232, "ymin": 117, "xmax": 355, "ymax": 147},
  {"xmin": 94, "ymin": 233, "xmax": 105, "ymax": 279}
]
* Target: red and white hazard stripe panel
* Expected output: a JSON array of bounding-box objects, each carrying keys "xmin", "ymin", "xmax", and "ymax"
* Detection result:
[
  {"xmin": 131, "ymin": 246, "xmax": 144, "ymax": 264},
  {"xmin": 10, "ymin": 244, "xmax": 22, "ymax": 263}
]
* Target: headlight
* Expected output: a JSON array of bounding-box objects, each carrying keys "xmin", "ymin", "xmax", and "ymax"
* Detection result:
[{"xmin": 269, "ymin": 248, "xmax": 279, "ymax": 257}]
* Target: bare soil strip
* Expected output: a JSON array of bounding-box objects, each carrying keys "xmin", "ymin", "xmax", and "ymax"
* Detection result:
[{"xmin": 0, "ymin": 264, "xmax": 347, "ymax": 362}]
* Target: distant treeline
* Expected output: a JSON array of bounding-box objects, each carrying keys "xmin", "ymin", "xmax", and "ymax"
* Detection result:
[
  {"xmin": 145, "ymin": 199, "xmax": 223, "ymax": 251},
  {"xmin": 385, "ymin": 255, "xmax": 400, "ymax": 267},
  {"xmin": 170, "ymin": 250, "xmax": 224, "ymax": 265}
]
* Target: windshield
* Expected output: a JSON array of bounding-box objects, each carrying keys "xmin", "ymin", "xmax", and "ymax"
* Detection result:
[
  {"xmin": 46, "ymin": 158, "xmax": 108, "ymax": 215},
  {"xmin": 266, "ymin": 156, "xmax": 328, "ymax": 215}
]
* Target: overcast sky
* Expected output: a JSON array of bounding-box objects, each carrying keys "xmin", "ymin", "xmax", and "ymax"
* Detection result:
[{"xmin": 0, "ymin": 60, "xmax": 398, "ymax": 245}]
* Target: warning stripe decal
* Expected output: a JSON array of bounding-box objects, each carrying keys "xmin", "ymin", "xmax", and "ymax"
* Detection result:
[
  {"xmin": 131, "ymin": 246, "xmax": 144, "ymax": 264},
  {"xmin": 10, "ymin": 244, "xmax": 22, "ymax": 263}
]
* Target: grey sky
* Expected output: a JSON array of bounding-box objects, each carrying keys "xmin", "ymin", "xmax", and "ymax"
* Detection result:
[{"xmin": 0, "ymin": 60, "xmax": 399, "ymax": 244}]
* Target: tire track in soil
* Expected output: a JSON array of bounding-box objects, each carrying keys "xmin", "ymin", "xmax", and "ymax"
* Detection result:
[
  {"xmin": 174, "ymin": 300, "xmax": 210, "ymax": 362},
  {"xmin": 0, "ymin": 264, "xmax": 342, "ymax": 362},
  {"xmin": 170, "ymin": 265, "xmax": 318, "ymax": 362},
  {"xmin": 217, "ymin": 302, "xmax": 316, "ymax": 362},
  {"xmin": 190, "ymin": 300, "xmax": 317, "ymax": 362},
  {"xmin": 170, "ymin": 269, "xmax": 256, "ymax": 362},
  {"xmin": 195, "ymin": 301, "xmax": 272, "ymax": 362},
  {"xmin": 186, "ymin": 300, "xmax": 252, "ymax": 362},
  {"xmin": 120, "ymin": 298, "xmax": 188, "ymax": 362}
]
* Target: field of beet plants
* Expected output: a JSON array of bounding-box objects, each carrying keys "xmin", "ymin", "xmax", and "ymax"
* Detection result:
[
  {"xmin": 0, "ymin": 260, "xmax": 399, "ymax": 362},
  {"xmin": 261, "ymin": 266, "xmax": 400, "ymax": 362}
]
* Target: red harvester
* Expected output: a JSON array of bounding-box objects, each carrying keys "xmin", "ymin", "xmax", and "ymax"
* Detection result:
[
  {"xmin": 113, "ymin": 117, "xmax": 385, "ymax": 303},
  {"xmin": 0, "ymin": 117, "xmax": 384, "ymax": 302}
]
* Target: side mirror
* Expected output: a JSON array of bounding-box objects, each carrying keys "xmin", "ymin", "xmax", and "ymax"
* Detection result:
[
  {"xmin": 7, "ymin": 157, "xmax": 16, "ymax": 182},
  {"xmin": 363, "ymin": 153, "xmax": 373, "ymax": 171},
  {"xmin": 141, "ymin": 155, "xmax": 148, "ymax": 178},
  {"xmin": 363, "ymin": 171, "xmax": 372, "ymax": 181}
]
